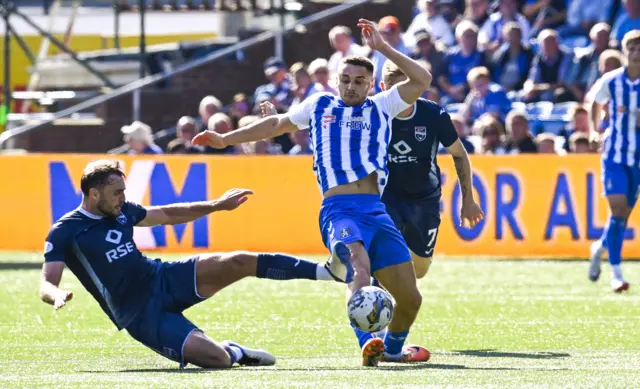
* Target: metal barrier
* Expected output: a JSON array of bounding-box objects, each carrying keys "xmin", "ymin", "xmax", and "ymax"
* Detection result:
[{"xmin": 0, "ymin": 0, "xmax": 369, "ymax": 148}]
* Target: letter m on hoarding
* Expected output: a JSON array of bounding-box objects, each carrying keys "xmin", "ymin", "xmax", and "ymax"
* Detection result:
[{"xmin": 150, "ymin": 163, "xmax": 208, "ymax": 248}]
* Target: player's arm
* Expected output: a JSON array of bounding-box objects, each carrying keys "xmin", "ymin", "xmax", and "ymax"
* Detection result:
[
  {"xmin": 589, "ymin": 77, "xmax": 610, "ymax": 134},
  {"xmin": 39, "ymin": 262, "xmax": 73, "ymax": 310},
  {"xmin": 137, "ymin": 188, "xmax": 253, "ymax": 227},
  {"xmin": 359, "ymin": 19, "xmax": 431, "ymax": 104}
]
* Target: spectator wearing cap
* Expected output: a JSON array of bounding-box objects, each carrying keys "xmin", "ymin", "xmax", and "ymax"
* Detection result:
[
  {"xmin": 197, "ymin": 95, "xmax": 223, "ymax": 132},
  {"xmin": 439, "ymin": 20, "xmax": 487, "ymax": 104},
  {"xmin": 121, "ymin": 121, "xmax": 163, "ymax": 155},
  {"xmin": 308, "ymin": 58, "xmax": 337, "ymax": 95},
  {"xmin": 461, "ymin": 66, "xmax": 511, "ymax": 124},
  {"xmin": 411, "ymin": 29, "xmax": 447, "ymax": 86},
  {"xmin": 522, "ymin": 0, "xmax": 567, "ymax": 38},
  {"xmin": 167, "ymin": 116, "xmax": 205, "ymax": 154},
  {"xmin": 463, "ymin": 0, "xmax": 490, "ymax": 29},
  {"xmin": 478, "ymin": 0, "xmax": 531, "ymax": 55},
  {"xmin": 439, "ymin": 0, "xmax": 463, "ymax": 31},
  {"xmin": 289, "ymin": 62, "xmax": 322, "ymax": 108},
  {"xmin": 523, "ymin": 29, "xmax": 575, "ymax": 103},
  {"xmin": 489, "ymin": 22, "xmax": 534, "ymax": 94},
  {"xmin": 371, "ymin": 16, "xmax": 410, "ymax": 93},
  {"xmin": 405, "ymin": 0, "xmax": 456, "ymax": 49},
  {"xmin": 253, "ymin": 56, "xmax": 294, "ymax": 113},
  {"xmin": 504, "ymin": 110, "xmax": 538, "ymax": 154},
  {"xmin": 566, "ymin": 23, "xmax": 612, "ymax": 103},
  {"xmin": 327, "ymin": 25, "xmax": 369, "ymax": 80}
]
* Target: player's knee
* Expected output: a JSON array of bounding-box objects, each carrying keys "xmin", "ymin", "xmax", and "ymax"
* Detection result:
[
  {"xmin": 225, "ymin": 251, "xmax": 256, "ymax": 276},
  {"xmin": 413, "ymin": 257, "xmax": 432, "ymax": 279},
  {"xmin": 396, "ymin": 286, "xmax": 422, "ymax": 314}
]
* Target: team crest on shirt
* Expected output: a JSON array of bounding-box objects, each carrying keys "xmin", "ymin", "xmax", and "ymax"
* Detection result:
[
  {"xmin": 116, "ymin": 213, "xmax": 127, "ymax": 225},
  {"xmin": 340, "ymin": 227, "xmax": 351, "ymax": 239},
  {"xmin": 414, "ymin": 126, "xmax": 427, "ymax": 142}
]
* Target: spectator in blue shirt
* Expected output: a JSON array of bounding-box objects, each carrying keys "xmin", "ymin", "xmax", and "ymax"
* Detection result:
[
  {"xmin": 438, "ymin": 20, "xmax": 487, "ymax": 104},
  {"xmin": 490, "ymin": 22, "xmax": 534, "ymax": 94},
  {"xmin": 461, "ymin": 66, "xmax": 512, "ymax": 124},
  {"xmin": 478, "ymin": 0, "xmax": 531, "ymax": 55},
  {"xmin": 253, "ymin": 57, "xmax": 294, "ymax": 112},
  {"xmin": 562, "ymin": 0, "xmax": 614, "ymax": 38},
  {"xmin": 288, "ymin": 129, "xmax": 313, "ymax": 155},
  {"xmin": 612, "ymin": 0, "xmax": 640, "ymax": 45},
  {"xmin": 566, "ymin": 23, "xmax": 612, "ymax": 102}
]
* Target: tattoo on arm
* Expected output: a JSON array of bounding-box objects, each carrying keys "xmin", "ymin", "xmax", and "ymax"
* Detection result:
[{"xmin": 453, "ymin": 155, "xmax": 471, "ymax": 198}]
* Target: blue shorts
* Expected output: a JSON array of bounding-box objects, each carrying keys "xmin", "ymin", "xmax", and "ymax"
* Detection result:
[
  {"xmin": 125, "ymin": 257, "xmax": 206, "ymax": 368},
  {"xmin": 382, "ymin": 193, "xmax": 441, "ymax": 258},
  {"xmin": 602, "ymin": 161, "xmax": 640, "ymax": 207},
  {"xmin": 319, "ymin": 194, "xmax": 411, "ymax": 273}
]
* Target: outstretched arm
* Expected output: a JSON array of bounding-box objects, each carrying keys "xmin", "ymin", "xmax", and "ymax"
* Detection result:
[
  {"xmin": 446, "ymin": 140, "xmax": 484, "ymax": 228},
  {"xmin": 192, "ymin": 115, "xmax": 298, "ymax": 149},
  {"xmin": 40, "ymin": 262, "xmax": 73, "ymax": 310},
  {"xmin": 358, "ymin": 19, "xmax": 431, "ymax": 104},
  {"xmin": 137, "ymin": 188, "xmax": 253, "ymax": 227}
]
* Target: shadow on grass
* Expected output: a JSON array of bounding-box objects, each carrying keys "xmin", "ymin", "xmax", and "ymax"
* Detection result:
[
  {"xmin": 451, "ymin": 349, "xmax": 570, "ymax": 359},
  {"xmin": 0, "ymin": 262, "xmax": 41, "ymax": 270}
]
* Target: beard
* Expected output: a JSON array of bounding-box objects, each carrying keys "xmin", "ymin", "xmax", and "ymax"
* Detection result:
[{"xmin": 97, "ymin": 199, "xmax": 119, "ymax": 218}]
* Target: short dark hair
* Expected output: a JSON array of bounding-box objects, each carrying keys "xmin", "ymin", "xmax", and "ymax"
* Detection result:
[
  {"xmin": 341, "ymin": 56, "xmax": 374, "ymax": 74},
  {"xmin": 80, "ymin": 160, "xmax": 126, "ymax": 196}
]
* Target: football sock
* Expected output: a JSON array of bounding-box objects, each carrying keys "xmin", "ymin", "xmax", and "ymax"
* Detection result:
[
  {"xmin": 384, "ymin": 330, "xmax": 409, "ymax": 356},
  {"xmin": 612, "ymin": 265, "xmax": 623, "ymax": 280},
  {"xmin": 606, "ymin": 217, "xmax": 625, "ymax": 269},
  {"xmin": 256, "ymin": 253, "xmax": 318, "ymax": 280},
  {"xmin": 223, "ymin": 345, "xmax": 243, "ymax": 365},
  {"xmin": 351, "ymin": 323, "xmax": 374, "ymax": 349}
]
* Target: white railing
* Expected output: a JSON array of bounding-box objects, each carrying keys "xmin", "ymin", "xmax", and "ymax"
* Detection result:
[{"xmin": 0, "ymin": 0, "xmax": 370, "ymax": 148}]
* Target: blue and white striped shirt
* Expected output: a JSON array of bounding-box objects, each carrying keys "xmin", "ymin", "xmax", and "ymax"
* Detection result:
[
  {"xmin": 288, "ymin": 88, "xmax": 411, "ymax": 194},
  {"xmin": 593, "ymin": 67, "xmax": 640, "ymax": 167}
]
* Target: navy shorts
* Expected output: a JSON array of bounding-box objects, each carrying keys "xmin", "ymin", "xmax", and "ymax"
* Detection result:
[
  {"xmin": 382, "ymin": 193, "xmax": 441, "ymax": 258},
  {"xmin": 602, "ymin": 160, "xmax": 640, "ymax": 207},
  {"xmin": 125, "ymin": 257, "xmax": 206, "ymax": 368},
  {"xmin": 319, "ymin": 194, "xmax": 411, "ymax": 273}
]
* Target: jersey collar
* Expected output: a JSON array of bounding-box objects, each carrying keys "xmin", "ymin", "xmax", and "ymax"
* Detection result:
[{"xmin": 77, "ymin": 206, "xmax": 103, "ymax": 219}]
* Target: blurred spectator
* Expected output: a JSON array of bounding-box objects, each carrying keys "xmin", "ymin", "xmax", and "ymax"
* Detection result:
[
  {"xmin": 308, "ymin": 58, "xmax": 338, "ymax": 95},
  {"xmin": 439, "ymin": 20, "xmax": 487, "ymax": 104},
  {"xmin": 568, "ymin": 132, "xmax": 592, "ymax": 153},
  {"xmin": 612, "ymin": 0, "xmax": 640, "ymax": 44},
  {"xmin": 327, "ymin": 26, "xmax": 369, "ymax": 79},
  {"xmin": 522, "ymin": 0, "xmax": 567, "ymax": 38},
  {"xmin": 474, "ymin": 114, "xmax": 507, "ymax": 154},
  {"xmin": 288, "ymin": 129, "xmax": 312, "ymax": 155},
  {"xmin": 585, "ymin": 49, "xmax": 623, "ymax": 129},
  {"xmin": 439, "ymin": 0, "xmax": 463, "ymax": 32},
  {"xmin": 253, "ymin": 57, "xmax": 294, "ymax": 113},
  {"xmin": 227, "ymin": 93, "xmax": 250, "ymax": 129},
  {"xmin": 411, "ymin": 29, "xmax": 447, "ymax": 86},
  {"xmin": 478, "ymin": 0, "xmax": 531, "ymax": 54},
  {"xmin": 504, "ymin": 110, "xmax": 538, "ymax": 153},
  {"xmin": 489, "ymin": 22, "xmax": 534, "ymax": 94},
  {"xmin": 448, "ymin": 113, "xmax": 476, "ymax": 153},
  {"xmin": 120, "ymin": 121, "xmax": 163, "ymax": 155},
  {"xmin": 167, "ymin": 116, "xmax": 204, "ymax": 154},
  {"xmin": 405, "ymin": 0, "xmax": 456, "ymax": 49},
  {"xmin": 535, "ymin": 132, "xmax": 559, "ymax": 154},
  {"xmin": 207, "ymin": 113, "xmax": 236, "ymax": 154},
  {"xmin": 563, "ymin": 0, "xmax": 614, "ymax": 38},
  {"xmin": 523, "ymin": 29, "xmax": 575, "ymax": 103},
  {"xmin": 559, "ymin": 104, "xmax": 590, "ymax": 150},
  {"xmin": 237, "ymin": 115, "xmax": 283, "ymax": 155},
  {"xmin": 198, "ymin": 95, "xmax": 223, "ymax": 132},
  {"xmin": 371, "ymin": 16, "xmax": 410, "ymax": 92},
  {"xmin": 289, "ymin": 62, "xmax": 321, "ymax": 108},
  {"xmin": 566, "ymin": 23, "xmax": 612, "ymax": 102},
  {"xmin": 464, "ymin": 0, "xmax": 490, "ymax": 29},
  {"xmin": 461, "ymin": 66, "xmax": 511, "ymax": 124}
]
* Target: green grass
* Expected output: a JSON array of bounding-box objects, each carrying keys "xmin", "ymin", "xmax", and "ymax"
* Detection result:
[{"xmin": 1, "ymin": 253, "xmax": 639, "ymax": 388}]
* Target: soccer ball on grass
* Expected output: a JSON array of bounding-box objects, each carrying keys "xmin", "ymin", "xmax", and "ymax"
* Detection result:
[{"xmin": 347, "ymin": 286, "xmax": 395, "ymax": 332}]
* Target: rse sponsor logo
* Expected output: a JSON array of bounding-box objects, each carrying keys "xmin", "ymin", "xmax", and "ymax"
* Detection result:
[
  {"xmin": 49, "ymin": 161, "xmax": 209, "ymax": 249},
  {"xmin": 389, "ymin": 141, "xmax": 418, "ymax": 164},
  {"xmin": 105, "ymin": 242, "xmax": 135, "ymax": 263}
]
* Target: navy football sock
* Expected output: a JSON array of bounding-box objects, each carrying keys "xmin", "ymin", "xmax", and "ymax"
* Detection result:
[
  {"xmin": 606, "ymin": 216, "xmax": 625, "ymax": 267},
  {"xmin": 223, "ymin": 345, "xmax": 243, "ymax": 365},
  {"xmin": 351, "ymin": 323, "xmax": 374, "ymax": 349},
  {"xmin": 256, "ymin": 253, "xmax": 318, "ymax": 280}
]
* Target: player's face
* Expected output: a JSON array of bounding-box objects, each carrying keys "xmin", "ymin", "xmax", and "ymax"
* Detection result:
[
  {"xmin": 625, "ymin": 40, "xmax": 640, "ymax": 67},
  {"xmin": 96, "ymin": 174, "xmax": 126, "ymax": 218},
  {"xmin": 338, "ymin": 64, "xmax": 374, "ymax": 106}
]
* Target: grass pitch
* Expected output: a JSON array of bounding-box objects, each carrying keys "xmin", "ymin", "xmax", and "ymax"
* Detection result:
[{"xmin": 1, "ymin": 252, "xmax": 639, "ymax": 388}]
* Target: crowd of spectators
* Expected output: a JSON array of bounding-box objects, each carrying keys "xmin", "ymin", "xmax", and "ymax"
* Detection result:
[{"xmin": 120, "ymin": 0, "xmax": 639, "ymax": 156}]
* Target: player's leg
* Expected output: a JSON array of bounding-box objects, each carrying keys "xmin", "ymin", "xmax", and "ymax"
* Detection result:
[
  {"xmin": 411, "ymin": 251, "xmax": 433, "ymax": 279},
  {"xmin": 194, "ymin": 251, "xmax": 339, "ymax": 298},
  {"xmin": 183, "ymin": 330, "xmax": 275, "ymax": 368},
  {"xmin": 406, "ymin": 198, "xmax": 440, "ymax": 279}
]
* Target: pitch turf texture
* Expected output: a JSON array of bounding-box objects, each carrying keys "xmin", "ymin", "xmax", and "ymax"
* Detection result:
[{"xmin": 1, "ymin": 253, "xmax": 639, "ymax": 388}]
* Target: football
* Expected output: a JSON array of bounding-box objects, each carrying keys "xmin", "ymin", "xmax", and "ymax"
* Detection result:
[{"xmin": 347, "ymin": 286, "xmax": 395, "ymax": 333}]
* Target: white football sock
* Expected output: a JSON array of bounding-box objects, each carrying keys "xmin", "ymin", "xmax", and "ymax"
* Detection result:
[
  {"xmin": 383, "ymin": 351, "xmax": 403, "ymax": 361},
  {"xmin": 316, "ymin": 264, "xmax": 335, "ymax": 281},
  {"xmin": 228, "ymin": 345, "xmax": 244, "ymax": 363},
  {"xmin": 612, "ymin": 265, "xmax": 623, "ymax": 280}
]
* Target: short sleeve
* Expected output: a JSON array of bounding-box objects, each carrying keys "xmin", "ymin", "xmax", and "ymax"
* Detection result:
[
  {"xmin": 437, "ymin": 107, "xmax": 459, "ymax": 148},
  {"xmin": 371, "ymin": 86, "xmax": 412, "ymax": 119},
  {"xmin": 592, "ymin": 77, "xmax": 611, "ymax": 105},
  {"xmin": 288, "ymin": 93, "xmax": 329, "ymax": 129},
  {"xmin": 123, "ymin": 202, "xmax": 148, "ymax": 226},
  {"xmin": 44, "ymin": 223, "xmax": 67, "ymax": 263}
]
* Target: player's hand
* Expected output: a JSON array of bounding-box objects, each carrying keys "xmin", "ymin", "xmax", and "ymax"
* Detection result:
[
  {"xmin": 54, "ymin": 290, "xmax": 73, "ymax": 310},
  {"xmin": 260, "ymin": 101, "xmax": 278, "ymax": 118},
  {"xmin": 460, "ymin": 200, "xmax": 484, "ymax": 229},
  {"xmin": 357, "ymin": 19, "xmax": 386, "ymax": 51},
  {"xmin": 215, "ymin": 188, "xmax": 254, "ymax": 211},
  {"xmin": 192, "ymin": 130, "xmax": 227, "ymax": 149}
]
